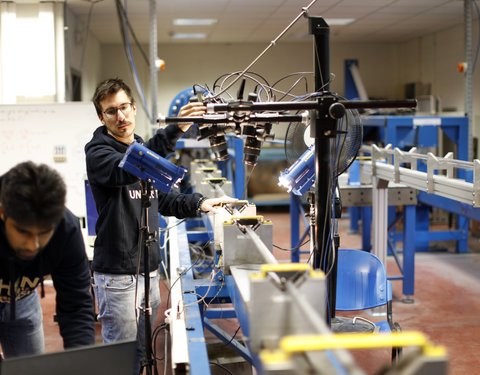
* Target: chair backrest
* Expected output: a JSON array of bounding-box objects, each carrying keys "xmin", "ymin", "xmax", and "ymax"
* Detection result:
[{"xmin": 336, "ymin": 249, "xmax": 392, "ymax": 311}]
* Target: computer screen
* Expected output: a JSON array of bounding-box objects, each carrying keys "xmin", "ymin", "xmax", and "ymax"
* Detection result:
[{"xmin": 0, "ymin": 340, "xmax": 137, "ymax": 375}]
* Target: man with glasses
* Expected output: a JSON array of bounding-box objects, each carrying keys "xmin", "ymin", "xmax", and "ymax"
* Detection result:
[{"xmin": 85, "ymin": 78, "xmax": 236, "ymax": 374}]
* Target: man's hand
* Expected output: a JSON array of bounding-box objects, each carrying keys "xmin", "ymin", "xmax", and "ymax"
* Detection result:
[
  {"xmin": 200, "ymin": 196, "xmax": 238, "ymax": 215},
  {"xmin": 177, "ymin": 102, "xmax": 206, "ymax": 132}
]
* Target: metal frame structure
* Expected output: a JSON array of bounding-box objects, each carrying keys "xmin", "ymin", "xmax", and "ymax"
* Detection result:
[
  {"xmin": 361, "ymin": 115, "xmax": 470, "ymax": 254},
  {"xmin": 356, "ymin": 144, "xmax": 480, "ymax": 296}
]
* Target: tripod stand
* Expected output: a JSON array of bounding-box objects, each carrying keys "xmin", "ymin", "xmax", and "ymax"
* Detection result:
[{"xmin": 138, "ymin": 179, "xmax": 156, "ymax": 375}]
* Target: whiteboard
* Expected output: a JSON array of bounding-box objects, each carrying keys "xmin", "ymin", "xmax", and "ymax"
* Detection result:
[{"xmin": 0, "ymin": 102, "xmax": 100, "ymax": 219}]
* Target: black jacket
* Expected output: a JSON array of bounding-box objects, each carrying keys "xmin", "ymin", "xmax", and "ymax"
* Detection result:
[
  {"xmin": 84, "ymin": 125, "xmax": 202, "ymax": 274},
  {"xmin": 0, "ymin": 207, "xmax": 95, "ymax": 349}
]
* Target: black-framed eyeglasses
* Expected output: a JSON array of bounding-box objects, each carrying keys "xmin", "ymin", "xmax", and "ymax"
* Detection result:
[{"xmin": 103, "ymin": 102, "xmax": 133, "ymax": 119}]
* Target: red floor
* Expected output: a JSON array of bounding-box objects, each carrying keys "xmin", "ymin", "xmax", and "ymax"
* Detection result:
[{"xmin": 35, "ymin": 210, "xmax": 480, "ymax": 374}]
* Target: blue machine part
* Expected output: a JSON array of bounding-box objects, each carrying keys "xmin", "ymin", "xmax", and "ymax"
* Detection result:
[
  {"xmin": 84, "ymin": 179, "xmax": 98, "ymax": 236},
  {"xmin": 278, "ymin": 144, "xmax": 315, "ymax": 195},
  {"xmin": 168, "ymin": 87, "xmax": 208, "ymax": 116},
  {"xmin": 344, "ymin": 59, "xmax": 361, "ymax": 100},
  {"xmin": 119, "ymin": 141, "xmax": 187, "ymax": 193}
]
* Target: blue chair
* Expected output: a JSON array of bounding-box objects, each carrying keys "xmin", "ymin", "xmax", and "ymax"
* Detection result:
[{"xmin": 335, "ymin": 248, "xmax": 401, "ymax": 360}]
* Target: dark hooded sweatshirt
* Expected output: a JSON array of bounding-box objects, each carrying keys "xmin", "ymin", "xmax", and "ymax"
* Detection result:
[
  {"xmin": 84, "ymin": 125, "xmax": 202, "ymax": 275},
  {"xmin": 0, "ymin": 202, "xmax": 95, "ymax": 349}
]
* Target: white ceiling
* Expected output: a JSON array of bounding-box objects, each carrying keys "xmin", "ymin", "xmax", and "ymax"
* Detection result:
[{"xmin": 66, "ymin": 0, "xmax": 466, "ymax": 44}]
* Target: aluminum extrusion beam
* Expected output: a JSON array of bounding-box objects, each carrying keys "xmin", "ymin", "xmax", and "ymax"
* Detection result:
[
  {"xmin": 243, "ymin": 225, "xmax": 278, "ymax": 265},
  {"xmin": 167, "ymin": 219, "xmax": 191, "ymax": 372},
  {"xmin": 362, "ymin": 145, "xmax": 480, "ymax": 207}
]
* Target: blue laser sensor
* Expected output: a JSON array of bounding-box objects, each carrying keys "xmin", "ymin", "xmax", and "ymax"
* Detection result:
[
  {"xmin": 278, "ymin": 144, "xmax": 315, "ymax": 196},
  {"xmin": 119, "ymin": 141, "xmax": 187, "ymax": 193}
]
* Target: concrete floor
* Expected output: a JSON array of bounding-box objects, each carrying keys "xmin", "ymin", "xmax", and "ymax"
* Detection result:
[{"xmin": 37, "ymin": 208, "xmax": 480, "ymax": 374}]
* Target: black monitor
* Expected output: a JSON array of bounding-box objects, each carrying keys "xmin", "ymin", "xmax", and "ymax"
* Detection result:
[{"xmin": 0, "ymin": 340, "xmax": 137, "ymax": 375}]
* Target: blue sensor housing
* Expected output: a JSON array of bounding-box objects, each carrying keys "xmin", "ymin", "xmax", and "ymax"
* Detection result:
[
  {"xmin": 278, "ymin": 144, "xmax": 315, "ymax": 196},
  {"xmin": 119, "ymin": 141, "xmax": 187, "ymax": 193}
]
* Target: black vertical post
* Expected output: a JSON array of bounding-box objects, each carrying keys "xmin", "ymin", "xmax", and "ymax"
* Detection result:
[
  {"xmin": 309, "ymin": 16, "xmax": 331, "ymax": 271},
  {"xmin": 140, "ymin": 180, "xmax": 154, "ymax": 375},
  {"xmin": 309, "ymin": 16, "xmax": 336, "ymax": 322}
]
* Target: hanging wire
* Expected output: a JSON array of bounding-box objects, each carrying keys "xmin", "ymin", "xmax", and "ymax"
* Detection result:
[
  {"xmin": 116, "ymin": 0, "xmax": 150, "ymax": 65},
  {"xmin": 472, "ymin": 0, "xmax": 480, "ymax": 73},
  {"xmin": 211, "ymin": 0, "xmax": 319, "ymax": 100},
  {"xmin": 212, "ymin": 71, "xmax": 273, "ymax": 102},
  {"xmin": 313, "ymin": 42, "xmax": 326, "ymax": 89},
  {"xmin": 273, "ymin": 238, "xmax": 310, "ymax": 251},
  {"xmin": 115, "ymin": 0, "xmax": 152, "ymax": 122}
]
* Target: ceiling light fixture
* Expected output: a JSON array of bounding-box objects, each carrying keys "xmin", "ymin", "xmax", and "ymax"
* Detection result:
[
  {"xmin": 173, "ymin": 18, "xmax": 217, "ymax": 26},
  {"xmin": 171, "ymin": 33, "xmax": 207, "ymax": 39},
  {"xmin": 325, "ymin": 18, "xmax": 355, "ymax": 26}
]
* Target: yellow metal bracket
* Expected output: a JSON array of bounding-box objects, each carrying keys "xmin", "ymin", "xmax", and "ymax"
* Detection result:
[{"xmin": 260, "ymin": 331, "xmax": 447, "ymax": 364}]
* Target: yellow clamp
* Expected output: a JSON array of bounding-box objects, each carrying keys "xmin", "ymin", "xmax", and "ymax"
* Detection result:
[
  {"xmin": 192, "ymin": 159, "xmax": 212, "ymax": 164},
  {"xmin": 205, "ymin": 177, "xmax": 227, "ymax": 182},
  {"xmin": 198, "ymin": 167, "xmax": 218, "ymax": 173},
  {"xmin": 219, "ymin": 199, "xmax": 250, "ymax": 208},
  {"xmin": 250, "ymin": 263, "xmax": 324, "ymax": 280},
  {"xmin": 280, "ymin": 331, "xmax": 447, "ymax": 356},
  {"xmin": 260, "ymin": 331, "xmax": 447, "ymax": 365},
  {"xmin": 224, "ymin": 215, "xmax": 265, "ymax": 226}
]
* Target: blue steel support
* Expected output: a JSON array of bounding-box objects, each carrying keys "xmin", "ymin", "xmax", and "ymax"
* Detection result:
[
  {"xmin": 200, "ymin": 213, "xmax": 215, "ymax": 241},
  {"xmin": 362, "ymin": 207, "xmax": 372, "ymax": 252},
  {"xmin": 225, "ymin": 275, "xmax": 263, "ymax": 373},
  {"xmin": 224, "ymin": 276, "xmax": 250, "ymax": 344},
  {"xmin": 344, "ymin": 59, "xmax": 361, "ymax": 100},
  {"xmin": 289, "ymin": 193, "xmax": 312, "ymax": 262},
  {"xmin": 457, "ymin": 215, "xmax": 469, "ymax": 253},
  {"xmin": 175, "ymin": 220, "xmax": 212, "ymax": 375},
  {"xmin": 417, "ymin": 192, "xmax": 480, "ymax": 252},
  {"xmin": 348, "ymin": 208, "xmax": 360, "ymax": 233},
  {"xmin": 387, "ymin": 206, "xmax": 397, "ymax": 254},
  {"xmin": 173, "ymin": 215, "xmax": 262, "ymax": 373},
  {"xmin": 203, "ymin": 318, "xmax": 253, "ymax": 363},
  {"xmin": 204, "ymin": 308, "xmax": 237, "ymax": 319},
  {"xmin": 403, "ymin": 205, "xmax": 416, "ymax": 296},
  {"xmin": 290, "ymin": 193, "xmax": 301, "ymax": 262},
  {"xmin": 347, "ymin": 159, "xmax": 361, "ymax": 233}
]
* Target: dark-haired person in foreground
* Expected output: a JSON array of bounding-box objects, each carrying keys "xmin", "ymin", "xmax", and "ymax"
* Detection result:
[{"xmin": 0, "ymin": 161, "xmax": 95, "ymax": 358}]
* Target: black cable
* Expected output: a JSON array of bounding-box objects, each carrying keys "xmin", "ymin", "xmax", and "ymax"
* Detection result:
[
  {"xmin": 203, "ymin": 279, "xmax": 224, "ymax": 311},
  {"xmin": 152, "ymin": 322, "xmax": 168, "ymax": 361},
  {"xmin": 313, "ymin": 43, "xmax": 325, "ymax": 90},
  {"xmin": 212, "ymin": 71, "xmax": 273, "ymax": 100},
  {"xmin": 165, "ymin": 240, "xmax": 213, "ymax": 311},
  {"xmin": 273, "ymin": 238, "xmax": 310, "ymax": 252},
  {"xmin": 158, "ymin": 240, "xmax": 215, "ymax": 374},
  {"xmin": 158, "ymin": 218, "xmax": 187, "ymax": 232},
  {"xmin": 473, "ymin": 0, "xmax": 480, "ymax": 73},
  {"xmin": 271, "ymin": 71, "xmax": 313, "ymax": 93},
  {"xmin": 115, "ymin": 0, "xmax": 150, "ymax": 66},
  {"xmin": 209, "ymin": 362, "xmax": 234, "ymax": 375},
  {"xmin": 114, "ymin": 0, "xmax": 152, "ymax": 122},
  {"xmin": 223, "ymin": 325, "xmax": 241, "ymax": 347}
]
